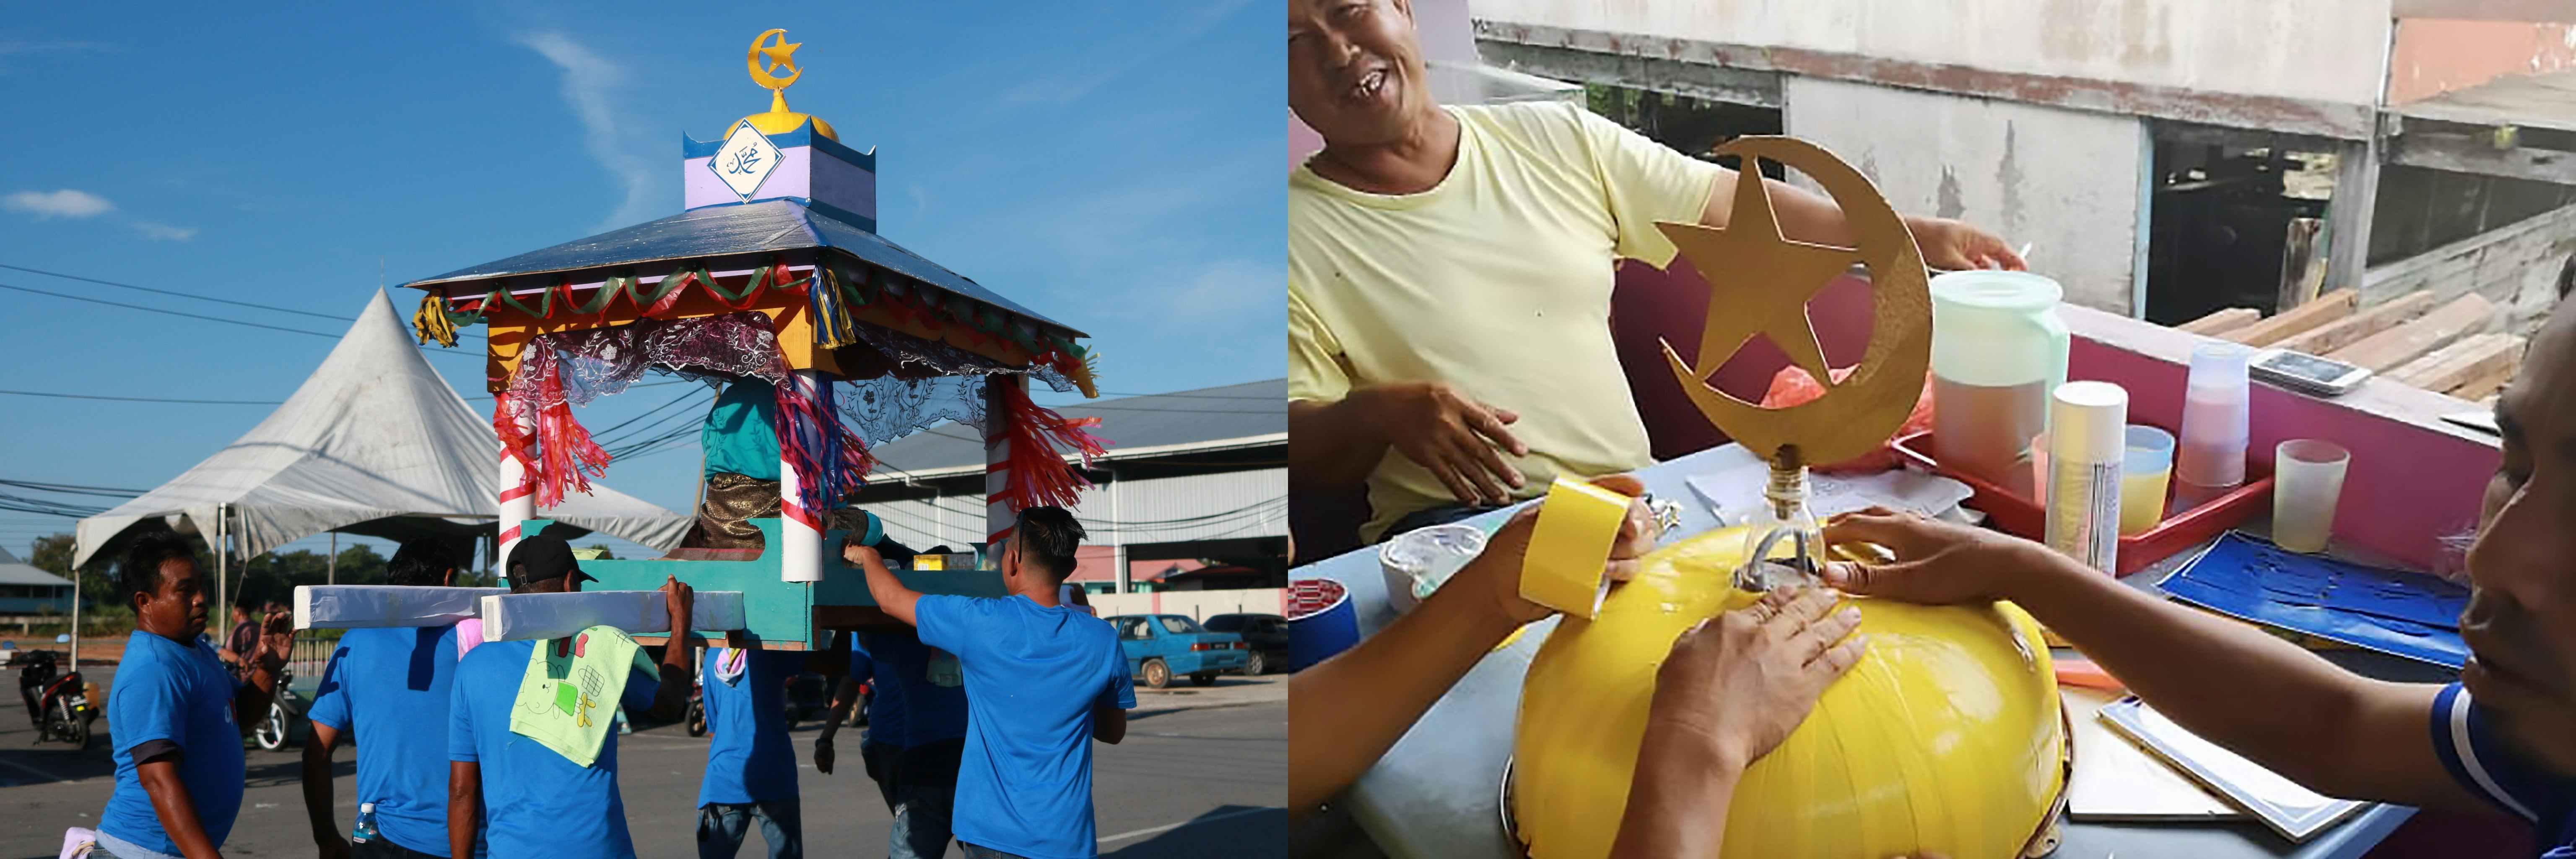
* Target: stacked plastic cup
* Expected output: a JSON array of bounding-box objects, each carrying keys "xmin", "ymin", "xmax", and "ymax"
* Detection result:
[
  {"xmin": 2174, "ymin": 344, "xmax": 2252, "ymax": 510},
  {"xmin": 2120, "ymin": 425, "xmax": 2176, "ymax": 536}
]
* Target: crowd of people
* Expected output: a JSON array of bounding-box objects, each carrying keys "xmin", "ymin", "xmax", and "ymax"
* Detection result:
[{"xmin": 68, "ymin": 504, "xmax": 1135, "ymax": 859}]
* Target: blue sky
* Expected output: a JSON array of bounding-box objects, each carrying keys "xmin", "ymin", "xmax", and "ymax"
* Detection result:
[{"xmin": 0, "ymin": 2, "xmax": 1282, "ymax": 562}]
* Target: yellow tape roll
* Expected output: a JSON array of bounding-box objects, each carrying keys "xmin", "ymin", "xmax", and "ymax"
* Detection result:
[
  {"xmin": 1520, "ymin": 479, "xmax": 1631, "ymax": 619},
  {"xmin": 1514, "ymin": 526, "xmax": 2064, "ymax": 859}
]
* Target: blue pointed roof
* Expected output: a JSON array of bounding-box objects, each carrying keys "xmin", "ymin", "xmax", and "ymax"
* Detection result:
[{"xmin": 401, "ymin": 199, "xmax": 1083, "ymax": 337}]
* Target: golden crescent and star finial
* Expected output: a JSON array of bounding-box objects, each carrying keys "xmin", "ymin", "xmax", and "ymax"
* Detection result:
[
  {"xmin": 735, "ymin": 29, "xmax": 837, "ymax": 141},
  {"xmin": 1670, "ymin": 171, "xmax": 1860, "ymax": 390}
]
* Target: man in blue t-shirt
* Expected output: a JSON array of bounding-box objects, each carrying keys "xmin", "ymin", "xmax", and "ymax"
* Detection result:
[
  {"xmin": 96, "ymin": 532, "xmax": 290, "ymax": 859},
  {"xmin": 445, "ymin": 535, "xmax": 696, "ymax": 859},
  {"xmin": 302, "ymin": 537, "xmax": 476, "ymax": 859},
  {"xmin": 847, "ymin": 506, "xmax": 1132, "ymax": 859},
  {"xmin": 818, "ymin": 638, "xmax": 907, "ymax": 818},
  {"xmin": 820, "ymin": 630, "xmax": 971, "ymax": 858},
  {"xmin": 696, "ymin": 645, "xmax": 810, "ymax": 859}
]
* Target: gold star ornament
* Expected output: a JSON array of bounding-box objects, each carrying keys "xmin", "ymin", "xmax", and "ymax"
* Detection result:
[{"xmin": 1653, "ymin": 136, "xmax": 1935, "ymax": 468}]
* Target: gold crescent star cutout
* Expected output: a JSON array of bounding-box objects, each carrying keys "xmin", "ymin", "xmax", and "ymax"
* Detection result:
[
  {"xmin": 1670, "ymin": 172, "xmax": 1860, "ymax": 390},
  {"xmin": 748, "ymin": 29, "xmax": 804, "ymax": 91}
]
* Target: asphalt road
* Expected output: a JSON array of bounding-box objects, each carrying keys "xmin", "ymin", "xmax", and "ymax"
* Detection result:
[{"xmin": 0, "ymin": 665, "xmax": 1285, "ymax": 859}]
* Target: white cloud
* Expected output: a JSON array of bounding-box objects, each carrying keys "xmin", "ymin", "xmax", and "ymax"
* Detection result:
[
  {"xmin": 3, "ymin": 189, "xmax": 114, "ymax": 219},
  {"xmin": 1115, "ymin": 258, "xmax": 1281, "ymax": 324},
  {"xmin": 995, "ymin": 0, "xmax": 1252, "ymax": 108},
  {"xmin": 132, "ymin": 221, "xmax": 197, "ymax": 241},
  {"xmin": 516, "ymin": 32, "xmax": 660, "ymax": 229}
]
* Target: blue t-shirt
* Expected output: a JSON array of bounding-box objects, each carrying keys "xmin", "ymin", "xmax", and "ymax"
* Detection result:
[
  {"xmin": 865, "ymin": 630, "xmax": 969, "ymax": 748},
  {"xmin": 2429, "ymin": 683, "xmax": 2576, "ymax": 858},
  {"xmin": 701, "ymin": 377, "xmax": 780, "ymax": 480},
  {"xmin": 851, "ymin": 643, "xmax": 907, "ymax": 748},
  {"xmin": 308, "ymin": 625, "xmax": 465, "ymax": 856},
  {"xmin": 447, "ymin": 639, "xmax": 660, "ymax": 859},
  {"xmin": 101, "ymin": 630, "xmax": 247, "ymax": 855},
  {"xmin": 915, "ymin": 595, "xmax": 1135, "ymax": 859},
  {"xmin": 698, "ymin": 648, "xmax": 805, "ymax": 806}
]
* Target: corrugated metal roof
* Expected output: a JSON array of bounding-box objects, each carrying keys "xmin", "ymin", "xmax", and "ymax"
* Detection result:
[
  {"xmin": 400, "ymin": 199, "xmax": 1083, "ymax": 337},
  {"xmin": 0, "ymin": 562, "xmax": 72, "ymax": 588},
  {"xmin": 870, "ymin": 378, "xmax": 1285, "ymax": 479}
]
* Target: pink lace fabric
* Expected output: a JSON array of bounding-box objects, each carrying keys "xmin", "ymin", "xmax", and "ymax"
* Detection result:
[{"xmin": 507, "ymin": 313, "xmax": 789, "ymax": 412}]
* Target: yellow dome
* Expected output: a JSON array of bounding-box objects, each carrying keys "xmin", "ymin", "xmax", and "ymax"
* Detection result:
[
  {"xmin": 737, "ymin": 89, "xmax": 837, "ymax": 141},
  {"xmin": 1513, "ymin": 526, "xmax": 2066, "ymax": 859}
]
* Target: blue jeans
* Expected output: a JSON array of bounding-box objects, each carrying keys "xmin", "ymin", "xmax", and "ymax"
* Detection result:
[
  {"xmin": 957, "ymin": 844, "xmax": 1032, "ymax": 859},
  {"xmin": 698, "ymin": 797, "xmax": 803, "ymax": 859},
  {"xmin": 891, "ymin": 739, "xmax": 965, "ymax": 859}
]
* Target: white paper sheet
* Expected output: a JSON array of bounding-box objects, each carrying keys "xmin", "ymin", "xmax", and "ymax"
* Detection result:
[
  {"xmin": 294, "ymin": 586, "xmax": 509, "ymax": 630},
  {"xmin": 2064, "ymin": 688, "xmax": 2242, "ymax": 820},
  {"xmin": 478, "ymin": 591, "xmax": 748, "ymax": 641},
  {"xmin": 1685, "ymin": 464, "xmax": 1975, "ymax": 525}
]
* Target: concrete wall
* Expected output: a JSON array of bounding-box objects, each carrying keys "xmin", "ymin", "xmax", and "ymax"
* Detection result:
[
  {"xmin": 1470, "ymin": 0, "xmax": 2393, "ymax": 107},
  {"xmin": 2364, "ymin": 201, "xmax": 2576, "ymax": 336},
  {"xmin": 1784, "ymin": 77, "xmax": 2147, "ymax": 314},
  {"xmin": 1091, "ymin": 588, "xmax": 1286, "ymax": 623},
  {"xmin": 2386, "ymin": 18, "xmax": 2576, "ymax": 104}
]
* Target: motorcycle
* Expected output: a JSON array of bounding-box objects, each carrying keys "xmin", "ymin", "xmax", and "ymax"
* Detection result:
[
  {"xmin": 251, "ymin": 661, "xmax": 305, "ymax": 751},
  {"xmin": 15, "ymin": 649, "xmax": 97, "ymax": 750}
]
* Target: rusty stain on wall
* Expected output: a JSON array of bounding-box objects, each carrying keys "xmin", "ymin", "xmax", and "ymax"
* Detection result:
[{"xmin": 2386, "ymin": 18, "xmax": 2576, "ymax": 105}]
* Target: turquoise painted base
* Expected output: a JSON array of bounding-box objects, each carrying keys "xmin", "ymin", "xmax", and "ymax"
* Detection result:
[{"xmin": 526, "ymin": 518, "xmax": 1007, "ymax": 649}]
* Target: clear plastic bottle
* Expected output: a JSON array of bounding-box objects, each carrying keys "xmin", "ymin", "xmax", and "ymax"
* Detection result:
[
  {"xmin": 1737, "ymin": 456, "xmax": 1825, "ymax": 593},
  {"xmin": 351, "ymin": 802, "xmax": 378, "ymax": 844},
  {"xmin": 927, "ymin": 648, "xmax": 963, "ymax": 687}
]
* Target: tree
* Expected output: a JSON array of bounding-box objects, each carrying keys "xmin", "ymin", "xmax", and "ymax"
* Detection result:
[{"xmin": 584, "ymin": 543, "xmax": 618, "ymax": 561}]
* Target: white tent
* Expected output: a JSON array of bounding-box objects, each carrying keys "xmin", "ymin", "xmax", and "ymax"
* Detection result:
[{"xmin": 74, "ymin": 289, "xmax": 692, "ymax": 571}]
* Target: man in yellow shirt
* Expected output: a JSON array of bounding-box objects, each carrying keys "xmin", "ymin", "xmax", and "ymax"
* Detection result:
[{"xmin": 1288, "ymin": 0, "xmax": 2026, "ymax": 542}]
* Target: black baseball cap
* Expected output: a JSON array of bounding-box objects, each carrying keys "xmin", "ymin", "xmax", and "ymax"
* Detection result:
[{"xmin": 506, "ymin": 534, "xmax": 597, "ymax": 588}]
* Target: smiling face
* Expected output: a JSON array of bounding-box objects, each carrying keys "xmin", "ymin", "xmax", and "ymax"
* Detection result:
[
  {"xmin": 2462, "ymin": 297, "xmax": 2576, "ymax": 774},
  {"xmin": 1288, "ymin": 0, "xmax": 1431, "ymax": 148}
]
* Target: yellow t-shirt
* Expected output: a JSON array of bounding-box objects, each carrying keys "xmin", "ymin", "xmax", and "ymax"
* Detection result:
[{"xmin": 1289, "ymin": 101, "xmax": 1722, "ymax": 539}]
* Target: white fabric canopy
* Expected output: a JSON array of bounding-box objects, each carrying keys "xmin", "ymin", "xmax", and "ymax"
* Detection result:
[{"xmin": 75, "ymin": 289, "xmax": 692, "ymax": 568}]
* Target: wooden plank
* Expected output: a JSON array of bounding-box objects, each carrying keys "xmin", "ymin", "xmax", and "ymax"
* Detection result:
[
  {"xmin": 2226, "ymin": 289, "xmax": 2362, "ymax": 346},
  {"xmin": 2178, "ymin": 307, "xmax": 2260, "ymax": 335},
  {"xmin": 2389, "ymin": 333, "xmax": 2523, "ymax": 390},
  {"xmin": 2328, "ymin": 293, "xmax": 2496, "ymax": 372},
  {"xmin": 2447, "ymin": 355, "xmax": 2524, "ymax": 402},
  {"xmin": 2273, "ymin": 291, "xmax": 2437, "ymax": 355}
]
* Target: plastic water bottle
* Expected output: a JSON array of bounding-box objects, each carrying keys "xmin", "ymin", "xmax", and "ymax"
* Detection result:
[
  {"xmin": 927, "ymin": 648, "xmax": 962, "ymax": 687},
  {"xmin": 351, "ymin": 802, "xmax": 378, "ymax": 844}
]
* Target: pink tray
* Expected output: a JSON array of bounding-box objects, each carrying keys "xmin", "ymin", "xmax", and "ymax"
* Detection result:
[{"xmin": 1889, "ymin": 430, "xmax": 2274, "ymax": 576}]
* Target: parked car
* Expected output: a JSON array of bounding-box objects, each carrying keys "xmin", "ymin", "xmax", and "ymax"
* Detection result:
[
  {"xmin": 1201, "ymin": 613, "xmax": 1288, "ymax": 675},
  {"xmin": 1104, "ymin": 614, "xmax": 1247, "ymax": 689}
]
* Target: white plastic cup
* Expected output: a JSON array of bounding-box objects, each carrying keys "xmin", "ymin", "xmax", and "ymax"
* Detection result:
[{"xmin": 2271, "ymin": 439, "xmax": 2350, "ymax": 554}]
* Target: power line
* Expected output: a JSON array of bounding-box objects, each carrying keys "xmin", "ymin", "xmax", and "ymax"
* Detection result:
[
  {"xmin": 0, "ymin": 479, "xmax": 146, "ymax": 497},
  {"xmin": 0, "ymin": 261, "xmax": 487, "ymax": 341},
  {"xmin": 0, "ymin": 280, "xmax": 485, "ymax": 362},
  {"xmin": 0, "ymin": 388, "xmax": 283, "ymax": 405}
]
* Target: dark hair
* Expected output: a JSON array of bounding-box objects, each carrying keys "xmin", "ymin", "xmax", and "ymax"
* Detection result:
[
  {"xmin": 1012, "ymin": 507, "xmax": 1086, "ymax": 585},
  {"xmin": 387, "ymin": 537, "xmax": 456, "ymax": 587},
  {"xmin": 121, "ymin": 532, "xmax": 198, "ymax": 605}
]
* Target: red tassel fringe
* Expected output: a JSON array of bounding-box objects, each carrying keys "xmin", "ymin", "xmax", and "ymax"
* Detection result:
[{"xmin": 998, "ymin": 381, "xmax": 1111, "ymax": 512}]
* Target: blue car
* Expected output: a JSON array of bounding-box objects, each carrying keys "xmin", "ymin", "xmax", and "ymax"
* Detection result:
[{"xmin": 1106, "ymin": 614, "xmax": 1248, "ymax": 688}]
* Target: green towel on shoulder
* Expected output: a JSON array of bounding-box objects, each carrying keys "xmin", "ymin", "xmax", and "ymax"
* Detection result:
[{"xmin": 508, "ymin": 625, "xmax": 659, "ymax": 767}]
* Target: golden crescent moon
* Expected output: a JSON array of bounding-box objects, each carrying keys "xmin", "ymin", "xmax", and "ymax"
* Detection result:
[
  {"xmin": 747, "ymin": 29, "xmax": 802, "ymax": 91},
  {"xmin": 1655, "ymin": 136, "xmax": 1932, "ymax": 467}
]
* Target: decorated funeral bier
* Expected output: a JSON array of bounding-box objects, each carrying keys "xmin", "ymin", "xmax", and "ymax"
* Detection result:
[{"xmin": 383, "ymin": 30, "xmax": 1108, "ymax": 650}]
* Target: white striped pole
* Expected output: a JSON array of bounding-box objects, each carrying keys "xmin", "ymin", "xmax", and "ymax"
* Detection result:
[
  {"xmin": 780, "ymin": 370, "xmax": 826, "ymax": 583},
  {"xmin": 497, "ymin": 393, "xmax": 537, "ymax": 567},
  {"xmin": 984, "ymin": 375, "xmax": 1022, "ymax": 550}
]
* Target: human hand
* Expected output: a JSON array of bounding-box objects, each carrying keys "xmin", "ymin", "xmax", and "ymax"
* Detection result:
[
  {"xmin": 661, "ymin": 575, "xmax": 695, "ymax": 635},
  {"xmin": 841, "ymin": 540, "xmax": 881, "ymax": 569},
  {"xmin": 1908, "ymin": 216, "xmax": 2026, "ymax": 272},
  {"xmin": 1455, "ymin": 474, "xmax": 1662, "ymax": 627},
  {"xmin": 1645, "ymin": 587, "xmax": 1866, "ymax": 772},
  {"xmin": 316, "ymin": 834, "xmax": 351, "ymax": 859},
  {"xmin": 1819, "ymin": 508, "xmax": 2064, "ymax": 605},
  {"xmin": 254, "ymin": 611, "xmax": 293, "ymax": 671},
  {"xmin": 1360, "ymin": 382, "xmax": 1529, "ymax": 506},
  {"xmin": 813, "ymin": 735, "xmax": 836, "ymax": 775}
]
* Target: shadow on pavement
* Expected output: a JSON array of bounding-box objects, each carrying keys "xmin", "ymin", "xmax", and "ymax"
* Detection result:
[{"xmin": 1105, "ymin": 804, "xmax": 1288, "ymax": 858}]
